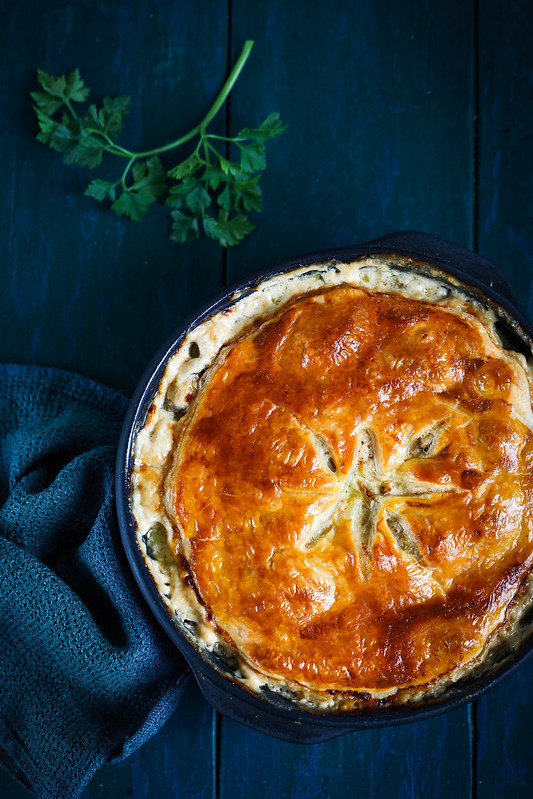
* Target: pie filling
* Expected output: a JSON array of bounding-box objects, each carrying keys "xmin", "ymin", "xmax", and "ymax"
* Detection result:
[{"xmin": 131, "ymin": 255, "xmax": 533, "ymax": 710}]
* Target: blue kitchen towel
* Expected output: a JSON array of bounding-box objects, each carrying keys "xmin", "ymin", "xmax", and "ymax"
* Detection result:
[{"xmin": 0, "ymin": 365, "xmax": 189, "ymax": 799}]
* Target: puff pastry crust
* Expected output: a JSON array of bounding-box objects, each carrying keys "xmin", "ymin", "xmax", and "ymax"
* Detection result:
[
  {"xmin": 132, "ymin": 257, "xmax": 533, "ymax": 708},
  {"xmin": 167, "ymin": 284, "xmax": 533, "ymax": 695}
]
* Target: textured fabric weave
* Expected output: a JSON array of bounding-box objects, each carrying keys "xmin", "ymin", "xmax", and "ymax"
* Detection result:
[{"xmin": 0, "ymin": 365, "xmax": 189, "ymax": 799}]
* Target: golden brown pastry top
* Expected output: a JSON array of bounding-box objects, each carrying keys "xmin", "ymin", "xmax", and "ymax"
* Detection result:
[{"xmin": 167, "ymin": 284, "xmax": 533, "ymax": 694}]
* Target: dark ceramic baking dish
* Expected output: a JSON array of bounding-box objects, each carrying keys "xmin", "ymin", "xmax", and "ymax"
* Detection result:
[{"xmin": 116, "ymin": 231, "xmax": 533, "ymax": 743}]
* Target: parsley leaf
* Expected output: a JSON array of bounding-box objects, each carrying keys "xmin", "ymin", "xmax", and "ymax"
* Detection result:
[
  {"xmin": 170, "ymin": 211, "xmax": 200, "ymax": 243},
  {"xmin": 130, "ymin": 156, "xmax": 167, "ymax": 200},
  {"xmin": 64, "ymin": 68, "xmax": 91, "ymax": 103},
  {"xmin": 31, "ymin": 41, "xmax": 285, "ymax": 248},
  {"xmin": 204, "ymin": 164, "xmax": 226, "ymax": 190},
  {"xmin": 217, "ymin": 154, "xmax": 245, "ymax": 178},
  {"xmin": 64, "ymin": 135, "xmax": 106, "ymax": 168},
  {"xmin": 111, "ymin": 190, "xmax": 152, "ymax": 222},
  {"xmin": 30, "ymin": 91, "xmax": 64, "ymax": 117},
  {"xmin": 185, "ymin": 181, "xmax": 211, "ymax": 215},
  {"xmin": 85, "ymin": 178, "xmax": 117, "ymax": 202},
  {"xmin": 203, "ymin": 213, "xmax": 255, "ymax": 247},
  {"xmin": 111, "ymin": 157, "xmax": 167, "ymax": 221},
  {"xmin": 84, "ymin": 96, "xmax": 130, "ymax": 141},
  {"xmin": 219, "ymin": 175, "xmax": 262, "ymax": 214},
  {"xmin": 238, "ymin": 140, "xmax": 266, "ymax": 173},
  {"xmin": 237, "ymin": 112, "xmax": 287, "ymax": 142},
  {"xmin": 31, "ymin": 68, "xmax": 90, "ymax": 113},
  {"xmin": 168, "ymin": 152, "xmax": 203, "ymax": 180}
]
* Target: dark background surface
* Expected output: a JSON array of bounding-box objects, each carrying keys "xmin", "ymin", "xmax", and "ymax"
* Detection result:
[{"xmin": 1, "ymin": 0, "xmax": 533, "ymax": 796}]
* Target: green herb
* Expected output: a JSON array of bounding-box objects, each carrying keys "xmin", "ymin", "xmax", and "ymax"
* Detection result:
[
  {"xmin": 142, "ymin": 523, "xmax": 173, "ymax": 565},
  {"xmin": 31, "ymin": 41, "xmax": 286, "ymax": 247}
]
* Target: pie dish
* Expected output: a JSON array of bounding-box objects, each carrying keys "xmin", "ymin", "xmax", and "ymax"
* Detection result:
[{"xmin": 118, "ymin": 232, "xmax": 533, "ymax": 739}]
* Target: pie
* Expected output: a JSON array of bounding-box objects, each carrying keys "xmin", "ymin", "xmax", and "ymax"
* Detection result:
[{"xmin": 131, "ymin": 254, "xmax": 533, "ymax": 710}]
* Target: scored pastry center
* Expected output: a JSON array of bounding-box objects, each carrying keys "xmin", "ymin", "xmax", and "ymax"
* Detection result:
[{"xmin": 304, "ymin": 422, "xmax": 456, "ymax": 583}]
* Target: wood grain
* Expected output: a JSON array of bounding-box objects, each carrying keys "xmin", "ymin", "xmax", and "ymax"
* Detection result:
[
  {"xmin": 227, "ymin": 0, "xmax": 476, "ymax": 284},
  {"xmin": 219, "ymin": 709, "xmax": 471, "ymax": 799},
  {"xmin": 1, "ymin": 0, "xmax": 533, "ymax": 797},
  {"xmin": 476, "ymin": 0, "xmax": 533, "ymax": 314},
  {"xmin": 475, "ymin": 1, "xmax": 533, "ymax": 795}
]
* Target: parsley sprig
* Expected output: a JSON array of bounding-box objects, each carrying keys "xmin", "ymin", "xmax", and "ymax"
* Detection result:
[{"xmin": 31, "ymin": 41, "xmax": 286, "ymax": 247}]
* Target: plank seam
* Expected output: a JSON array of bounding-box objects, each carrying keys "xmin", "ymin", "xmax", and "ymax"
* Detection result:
[
  {"xmin": 214, "ymin": 710, "xmax": 222, "ymax": 799},
  {"xmin": 221, "ymin": 0, "xmax": 233, "ymax": 288},
  {"xmin": 469, "ymin": 701, "xmax": 479, "ymax": 799},
  {"xmin": 472, "ymin": 0, "xmax": 480, "ymax": 253},
  {"xmin": 215, "ymin": 8, "xmax": 233, "ymax": 791}
]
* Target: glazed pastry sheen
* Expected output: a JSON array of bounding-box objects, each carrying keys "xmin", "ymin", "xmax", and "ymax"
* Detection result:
[{"xmin": 167, "ymin": 285, "xmax": 533, "ymax": 693}]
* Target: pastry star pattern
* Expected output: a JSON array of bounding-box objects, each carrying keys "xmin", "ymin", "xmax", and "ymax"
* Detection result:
[{"xmin": 304, "ymin": 424, "xmax": 460, "ymax": 591}]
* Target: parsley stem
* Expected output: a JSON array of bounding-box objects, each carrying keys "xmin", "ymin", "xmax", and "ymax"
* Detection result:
[
  {"xmin": 202, "ymin": 138, "xmax": 211, "ymax": 165},
  {"xmin": 120, "ymin": 157, "xmax": 135, "ymax": 188},
  {"xmin": 128, "ymin": 40, "xmax": 254, "ymax": 160},
  {"xmin": 102, "ymin": 134, "xmax": 132, "ymax": 157},
  {"xmin": 64, "ymin": 98, "xmax": 79, "ymax": 120},
  {"xmin": 205, "ymin": 134, "xmax": 248, "ymax": 142}
]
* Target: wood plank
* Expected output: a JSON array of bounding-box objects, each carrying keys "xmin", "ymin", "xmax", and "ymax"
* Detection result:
[
  {"xmin": 219, "ymin": 709, "xmax": 471, "ymax": 799},
  {"xmin": 476, "ymin": 661, "xmax": 533, "ymax": 799},
  {"xmin": 476, "ymin": 0, "xmax": 533, "ymax": 314},
  {"xmin": 221, "ymin": 1, "xmax": 475, "ymax": 794},
  {"xmin": 475, "ymin": 1, "xmax": 533, "ymax": 795},
  {"xmin": 227, "ymin": 0, "xmax": 476, "ymax": 285}
]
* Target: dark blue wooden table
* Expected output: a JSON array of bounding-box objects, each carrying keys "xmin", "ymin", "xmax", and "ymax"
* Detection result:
[{"xmin": 1, "ymin": 1, "xmax": 533, "ymax": 796}]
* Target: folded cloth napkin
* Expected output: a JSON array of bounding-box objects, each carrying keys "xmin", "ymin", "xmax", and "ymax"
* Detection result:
[{"xmin": 0, "ymin": 365, "xmax": 189, "ymax": 799}]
